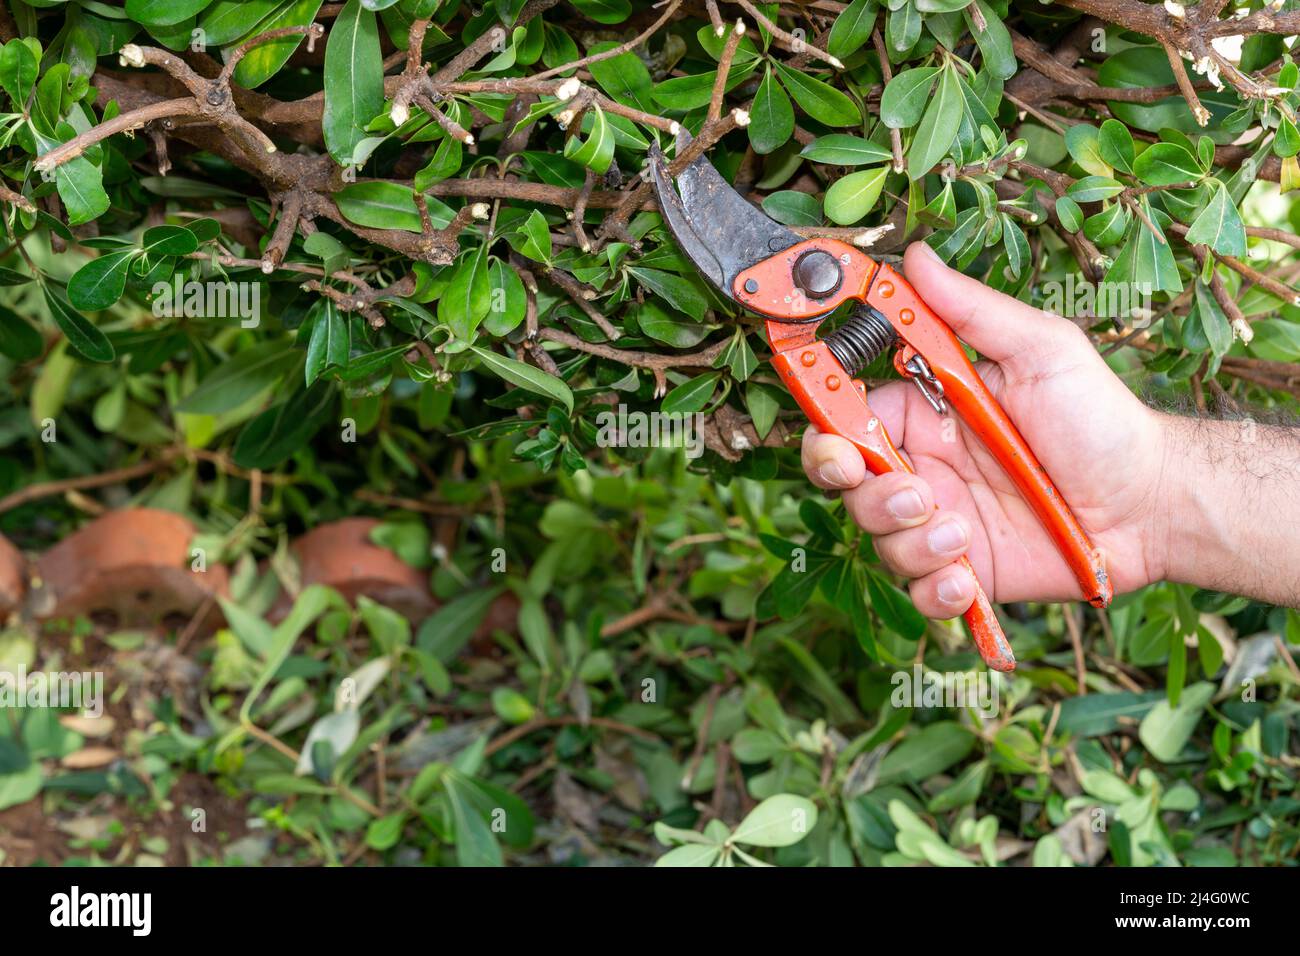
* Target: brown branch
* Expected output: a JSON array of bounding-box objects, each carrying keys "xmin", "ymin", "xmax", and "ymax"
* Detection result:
[
  {"xmin": 734, "ymin": 0, "xmax": 843, "ymax": 69},
  {"xmin": 35, "ymin": 98, "xmax": 201, "ymax": 172},
  {"xmin": 0, "ymin": 453, "xmax": 179, "ymax": 514},
  {"xmin": 533, "ymin": 0, "xmax": 683, "ymax": 81},
  {"xmin": 1162, "ymin": 40, "xmax": 1210, "ymax": 127},
  {"xmin": 872, "ymin": 27, "xmax": 905, "ymax": 173}
]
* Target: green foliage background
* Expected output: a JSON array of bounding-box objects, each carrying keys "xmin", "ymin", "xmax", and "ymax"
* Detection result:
[{"xmin": 0, "ymin": 0, "xmax": 1298, "ymax": 866}]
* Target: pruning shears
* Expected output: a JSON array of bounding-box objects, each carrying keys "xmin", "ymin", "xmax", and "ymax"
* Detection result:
[{"xmin": 649, "ymin": 132, "xmax": 1112, "ymax": 672}]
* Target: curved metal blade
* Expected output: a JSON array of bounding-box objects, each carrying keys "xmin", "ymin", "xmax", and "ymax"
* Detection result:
[{"xmin": 649, "ymin": 130, "xmax": 801, "ymax": 300}]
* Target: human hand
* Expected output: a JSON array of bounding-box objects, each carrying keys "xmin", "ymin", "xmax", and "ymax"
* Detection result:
[{"xmin": 802, "ymin": 241, "xmax": 1171, "ymax": 621}]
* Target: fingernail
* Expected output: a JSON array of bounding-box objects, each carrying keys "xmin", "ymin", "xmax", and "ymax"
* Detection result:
[
  {"xmin": 916, "ymin": 241, "xmax": 941, "ymax": 263},
  {"xmin": 937, "ymin": 573, "xmax": 969, "ymax": 605},
  {"xmin": 886, "ymin": 489, "xmax": 926, "ymax": 520},
  {"xmin": 817, "ymin": 460, "xmax": 849, "ymax": 487},
  {"xmin": 928, "ymin": 520, "xmax": 967, "ymax": 555}
]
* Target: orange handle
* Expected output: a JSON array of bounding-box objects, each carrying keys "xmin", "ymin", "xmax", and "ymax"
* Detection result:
[
  {"xmin": 773, "ymin": 341, "xmax": 1016, "ymax": 672},
  {"xmin": 866, "ymin": 264, "xmax": 1112, "ymax": 608}
]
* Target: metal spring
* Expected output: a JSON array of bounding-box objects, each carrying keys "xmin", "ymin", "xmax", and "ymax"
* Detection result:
[{"xmin": 825, "ymin": 305, "xmax": 896, "ymax": 376}]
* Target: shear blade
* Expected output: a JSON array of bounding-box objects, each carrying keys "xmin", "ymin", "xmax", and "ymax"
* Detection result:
[{"xmin": 649, "ymin": 130, "xmax": 801, "ymax": 300}]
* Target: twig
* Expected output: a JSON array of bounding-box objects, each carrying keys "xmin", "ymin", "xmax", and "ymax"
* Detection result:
[
  {"xmin": 1162, "ymin": 40, "xmax": 1210, "ymax": 127},
  {"xmin": 735, "ymin": 0, "xmax": 843, "ymax": 69},
  {"xmin": 872, "ymin": 28, "xmax": 905, "ymax": 173}
]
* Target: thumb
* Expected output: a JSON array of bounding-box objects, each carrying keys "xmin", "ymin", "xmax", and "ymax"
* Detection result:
[{"xmin": 900, "ymin": 241, "xmax": 1077, "ymax": 365}]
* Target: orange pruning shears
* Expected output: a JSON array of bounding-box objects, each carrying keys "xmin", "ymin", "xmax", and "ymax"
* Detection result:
[{"xmin": 649, "ymin": 132, "xmax": 1111, "ymax": 672}]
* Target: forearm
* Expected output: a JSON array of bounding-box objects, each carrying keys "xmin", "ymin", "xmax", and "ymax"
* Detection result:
[{"xmin": 1153, "ymin": 412, "xmax": 1300, "ymax": 606}]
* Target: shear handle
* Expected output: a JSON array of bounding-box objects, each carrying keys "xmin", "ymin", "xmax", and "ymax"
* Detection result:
[
  {"xmin": 865, "ymin": 263, "xmax": 1112, "ymax": 608},
  {"xmin": 771, "ymin": 339, "xmax": 1016, "ymax": 672}
]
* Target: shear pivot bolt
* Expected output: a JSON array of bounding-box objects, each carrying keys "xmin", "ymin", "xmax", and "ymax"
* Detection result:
[
  {"xmin": 792, "ymin": 250, "xmax": 841, "ymax": 299},
  {"xmin": 878, "ymin": 281, "xmax": 894, "ymax": 298},
  {"xmin": 800, "ymin": 350, "xmax": 816, "ymax": 367},
  {"xmin": 744, "ymin": 278, "xmax": 759, "ymax": 294},
  {"xmin": 826, "ymin": 375, "xmax": 841, "ymax": 391},
  {"xmin": 900, "ymin": 308, "xmax": 914, "ymax": 325}
]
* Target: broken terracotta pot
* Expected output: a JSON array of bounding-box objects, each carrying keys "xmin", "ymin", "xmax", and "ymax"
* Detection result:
[
  {"xmin": 282, "ymin": 517, "xmax": 436, "ymax": 621},
  {"xmin": 0, "ymin": 533, "xmax": 25, "ymax": 617},
  {"xmin": 32, "ymin": 508, "xmax": 227, "ymax": 627}
]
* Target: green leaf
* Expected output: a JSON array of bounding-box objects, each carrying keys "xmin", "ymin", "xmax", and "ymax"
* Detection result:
[
  {"xmin": 773, "ymin": 61, "xmax": 861, "ymax": 127},
  {"xmin": 917, "ymin": 181, "xmax": 956, "ymax": 229},
  {"xmin": 0, "ymin": 305, "xmax": 42, "ymax": 362},
  {"xmin": 866, "ymin": 571, "xmax": 926, "ymax": 639},
  {"xmin": 963, "ymin": 1, "xmax": 1015, "ymax": 80},
  {"xmin": 745, "ymin": 381, "xmax": 781, "ymax": 438},
  {"xmin": 626, "ymin": 266, "xmax": 707, "ymax": 320},
  {"xmin": 484, "ymin": 258, "xmax": 527, "ymax": 336},
  {"xmin": 0, "ymin": 39, "xmax": 38, "ymax": 107},
  {"xmin": 67, "ymin": 250, "xmax": 134, "ymax": 312},
  {"xmin": 226, "ymin": 0, "xmax": 326, "ymax": 89},
  {"xmin": 801, "ymin": 134, "xmax": 892, "ymax": 166},
  {"xmin": 414, "ymin": 135, "xmax": 463, "ymax": 189},
  {"xmin": 335, "ymin": 181, "xmax": 422, "ymax": 231},
  {"xmin": 1185, "ymin": 180, "xmax": 1247, "ymax": 257},
  {"xmin": 56, "ymin": 157, "xmax": 110, "ymax": 226},
  {"xmin": 731, "ymin": 794, "xmax": 818, "ymax": 848},
  {"xmin": 761, "ymin": 190, "xmax": 823, "ymax": 226},
  {"xmin": 126, "ymin": 0, "xmax": 213, "ymax": 27},
  {"xmin": 417, "ymin": 587, "xmax": 505, "ymax": 661},
  {"xmin": 1193, "ymin": 279, "xmax": 1232, "ymax": 357},
  {"xmin": 439, "ymin": 246, "xmax": 491, "ymax": 340},
  {"xmin": 322, "ymin": 0, "xmax": 384, "ymax": 165},
  {"xmin": 1083, "ymin": 202, "xmax": 1129, "ymax": 245},
  {"xmin": 470, "ymin": 346, "xmax": 574, "ymax": 412},
  {"xmin": 823, "ymin": 166, "xmax": 888, "ymax": 224},
  {"xmin": 178, "ymin": 340, "xmax": 300, "ymax": 413},
  {"xmin": 661, "ymin": 371, "xmax": 720, "ymax": 414},
  {"xmin": 1002, "ymin": 217, "xmax": 1029, "ymax": 278},
  {"xmin": 1098, "ymin": 118, "xmax": 1135, "ymax": 174},
  {"xmin": 563, "ymin": 104, "xmax": 615, "ymax": 174},
  {"xmin": 1138, "ymin": 681, "xmax": 1214, "ymax": 762},
  {"xmin": 1055, "ymin": 195, "xmax": 1083, "ymax": 233},
  {"xmin": 1065, "ymin": 124, "xmax": 1111, "ymax": 177},
  {"xmin": 1057, "ymin": 691, "xmax": 1162, "ymax": 737},
  {"xmin": 142, "ymin": 225, "xmax": 200, "ymax": 257},
  {"xmin": 749, "ymin": 67, "xmax": 794, "ymax": 156},
  {"xmin": 886, "ymin": 0, "xmax": 920, "ymax": 52},
  {"xmin": 1066, "ymin": 175, "xmax": 1125, "ymax": 203},
  {"xmin": 907, "ymin": 64, "xmax": 961, "ymax": 179},
  {"xmin": 655, "ymin": 843, "xmax": 721, "ymax": 867},
  {"xmin": 880, "ymin": 67, "xmax": 939, "ymax": 128},
  {"xmin": 878, "ymin": 722, "xmax": 975, "ymax": 784},
  {"xmin": 587, "ymin": 49, "xmax": 653, "ymax": 112},
  {"xmin": 827, "ymin": 0, "xmax": 878, "ymax": 60},
  {"xmin": 365, "ymin": 812, "xmax": 407, "ymax": 850},
  {"xmin": 305, "ymin": 299, "xmax": 349, "ymax": 385},
  {"xmin": 1132, "ymin": 142, "xmax": 1201, "ymax": 186},
  {"xmin": 44, "ymin": 286, "xmax": 114, "ymax": 363},
  {"xmin": 518, "ymin": 209, "xmax": 553, "ymax": 263},
  {"xmin": 1130, "ymin": 199, "xmax": 1183, "ymax": 293},
  {"xmin": 1275, "ymin": 115, "xmax": 1300, "ymax": 158},
  {"xmin": 445, "ymin": 775, "xmax": 503, "ymax": 866},
  {"xmin": 569, "ymin": 0, "xmax": 631, "ymax": 25}
]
